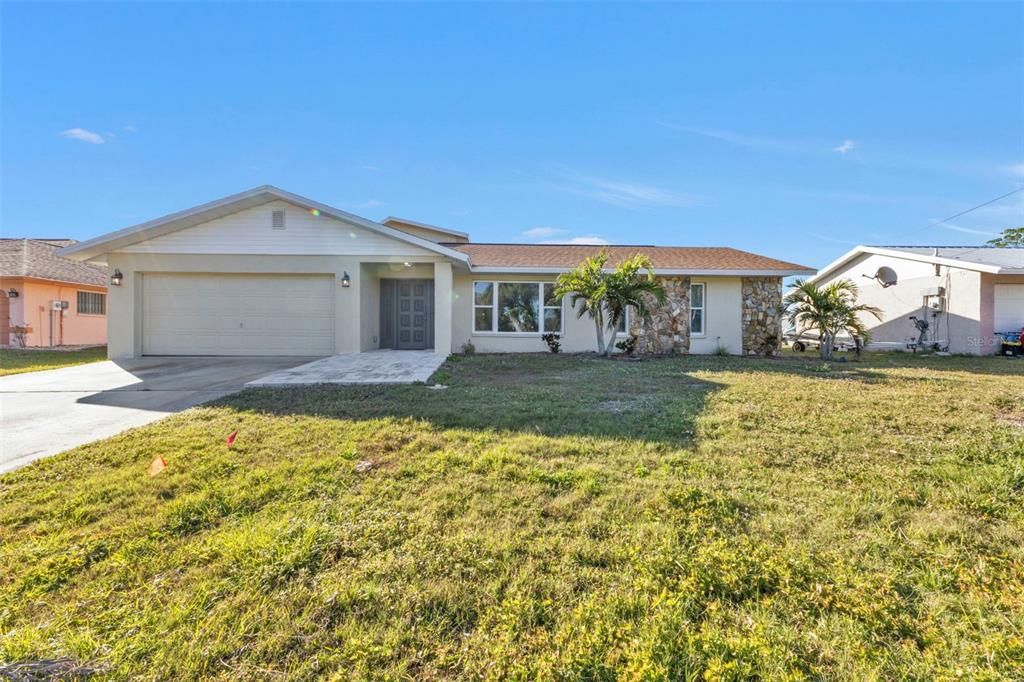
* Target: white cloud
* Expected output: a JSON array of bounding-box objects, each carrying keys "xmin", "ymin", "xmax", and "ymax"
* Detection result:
[
  {"xmin": 930, "ymin": 219, "xmax": 999, "ymax": 237},
  {"xmin": 1003, "ymin": 162, "xmax": 1024, "ymax": 177},
  {"xmin": 360, "ymin": 199, "xmax": 384, "ymax": 208},
  {"xmin": 542, "ymin": 236, "xmax": 610, "ymax": 245},
  {"xmin": 123, "ymin": 125, "xmax": 137, "ymax": 133},
  {"xmin": 58, "ymin": 128, "xmax": 104, "ymax": 144},
  {"xmin": 549, "ymin": 168, "xmax": 696, "ymax": 209},
  {"xmin": 521, "ymin": 226, "xmax": 566, "ymax": 240},
  {"xmin": 658, "ymin": 122, "xmax": 791, "ymax": 151},
  {"xmin": 832, "ymin": 140, "xmax": 856, "ymax": 154}
]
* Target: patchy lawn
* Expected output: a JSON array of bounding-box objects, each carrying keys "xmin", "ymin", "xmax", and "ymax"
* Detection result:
[
  {"xmin": 1, "ymin": 353, "xmax": 1022, "ymax": 679},
  {"xmin": 0, "ymin": 346, "xmax": 107, "ymax": 377}
]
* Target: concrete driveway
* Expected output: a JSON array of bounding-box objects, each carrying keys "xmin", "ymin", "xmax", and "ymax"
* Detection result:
[{"xmin": 0, "ymin": 356, "xmax": 317, "ymax": 474}]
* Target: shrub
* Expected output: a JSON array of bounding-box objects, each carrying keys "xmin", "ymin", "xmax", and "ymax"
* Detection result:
[
  {"xmin": 615, "ymin": 335, "xmax": 637, "ymax": 356},
  {"xmin": 461, "ymin": 341, "xmax": 476, "ymax": 356},
  {"xmin": 541, "ymin": 333, "xmax": 561, "ymax": 354}
]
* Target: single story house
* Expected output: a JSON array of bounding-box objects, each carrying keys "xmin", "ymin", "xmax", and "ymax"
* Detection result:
[
  {"xmin": 811, "ymin": 245, "xmax": 1024, "ymax": 355},
  {"xmin": 0, "ymin": 238, "xmax": 108, "ymax": 347},
  {"xmin": 58, "ymin": 186, "xmax": 813, "ymax": 359}
]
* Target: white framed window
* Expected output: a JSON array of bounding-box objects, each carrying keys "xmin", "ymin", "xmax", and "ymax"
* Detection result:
[
  {"xmin": 472, "ymin": 281, "xmax": 563, "ymax": 334},
  {"xmin": 610, "ymin": 306, "xmax": 630, "ymax": 334},
  {"xmin": 690, "ymin": 283, "xmax": 705, "ymax": 335},
  {"xmin": 77, "ymin": 291, "xmax": 106, "ymax": 316}
]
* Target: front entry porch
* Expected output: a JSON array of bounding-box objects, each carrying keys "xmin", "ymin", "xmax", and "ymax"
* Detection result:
[{"xmin": 247, "ymin": 349, "xmax": 446, "ymax": 386}]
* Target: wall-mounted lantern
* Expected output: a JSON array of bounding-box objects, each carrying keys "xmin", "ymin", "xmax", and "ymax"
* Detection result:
[
  {"xmin": 110, "ymin": 269, "xmax": 124, "ymax": 286},
  {"xmin": 341, "ymin": 272, "xmax": 351, "ymax": 288},
  {"xmin": 7, "ymin": 288, "xmax": 18, "ymax": 298}
]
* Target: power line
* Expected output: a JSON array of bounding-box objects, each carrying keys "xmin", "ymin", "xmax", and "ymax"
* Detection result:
[{"xmin": 929, "ymin": 185, "xmax": 1024, "ymax": 229}]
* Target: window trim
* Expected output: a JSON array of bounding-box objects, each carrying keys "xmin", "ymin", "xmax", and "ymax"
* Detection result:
[
  {"xmin": 690, "ymin": 282, "xmax": 706, "ymax": 337},
  {"xmin": 472, "ymin": 280, "xmax": 564, "ymax": 335},
  {"xmin": 76, "ymin": 290, "xmax": 106, "ymax": 316}
]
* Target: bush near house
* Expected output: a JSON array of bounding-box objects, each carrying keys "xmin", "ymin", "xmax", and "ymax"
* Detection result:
[{"xmin": 0, "ymin": 353, "xmax": 1022, "ymax": 679}]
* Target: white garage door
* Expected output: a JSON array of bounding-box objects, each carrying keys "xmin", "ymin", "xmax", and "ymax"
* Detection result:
[
  {"xmin": 143, "ymin": 273, "xmax": 335, "ymax": 355},
  {"xmin": 994, "ymin": 284, "xmax": 1024, "ymax": 333}
]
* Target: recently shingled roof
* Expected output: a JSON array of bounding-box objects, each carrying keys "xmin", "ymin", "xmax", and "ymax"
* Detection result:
[
  {"xmin": 440, "ymin": 243, "xmax": 814, "ymax": 273},
  {"xmin": 0, "ymin": 239, "xmax": 107, "ymax": 287}
]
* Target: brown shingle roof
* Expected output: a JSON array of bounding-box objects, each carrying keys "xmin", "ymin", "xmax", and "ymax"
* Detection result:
[
  {"xmin": 0, "ymin": 239, "xmax": 108, "ymax": 287},
  {"xmin": 441, "ymin": 243, "xmax": 813, "ymax": 273}
]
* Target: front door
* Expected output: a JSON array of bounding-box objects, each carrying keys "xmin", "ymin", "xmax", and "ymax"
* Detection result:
[{"xmin": 380, "ymin": 279, "xmax": 434, "ymax": 350}]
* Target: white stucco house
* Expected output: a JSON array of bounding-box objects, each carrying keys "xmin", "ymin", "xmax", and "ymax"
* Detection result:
[
  {"xmin": 59, "ymin": 186, "xmax": 813, "ymax": 359},
  {"xmin": 811, "ymin": 245, "xmax": 1024, "ymax": 355}
]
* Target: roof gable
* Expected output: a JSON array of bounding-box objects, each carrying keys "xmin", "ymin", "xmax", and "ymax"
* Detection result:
[
  {"xmin": 812, "ymin": 245, "xmax": 1024, "ymax": 282},
  {"xmin": 381, "ymin": 217, "xmax": 470, "ymax": 243},
  {"xmin": 59, "ymin": 186, "xmax": 471, "ymax": 265}
]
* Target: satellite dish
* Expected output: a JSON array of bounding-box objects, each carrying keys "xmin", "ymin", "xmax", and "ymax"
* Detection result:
[
  {"xmin": 863, "ymin": 266, "xmax": 898, "ymax": 288},
  {"xmin": 875, "ymin": 267, "xmax": 898, "ymax": 287}
]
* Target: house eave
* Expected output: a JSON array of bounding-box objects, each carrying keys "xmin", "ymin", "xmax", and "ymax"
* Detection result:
[
  {"xmin": 810, "ymin": 245, "xmax": 1006, "ymax": 283},
  {"xmin": 468, "ymin": 266, "xmax": 815, "ymax": 277}
]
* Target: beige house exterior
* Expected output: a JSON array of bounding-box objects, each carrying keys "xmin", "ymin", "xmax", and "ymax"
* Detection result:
[
  {"xmin": 810, "ymin": 245, "xmax": 1024, "ymax": 355},
  {"xmin": 59, "ymin": 186, "xmax": 812, "ymax": 360}
]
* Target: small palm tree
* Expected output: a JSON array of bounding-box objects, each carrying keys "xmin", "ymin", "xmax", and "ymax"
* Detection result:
[
  {"xmin": 785, "ymin": 279, "xmax": 882, "ymax": 359},
  {"xmin": 555, "ymin": 252, "xmax": 612, "ymax": 354},
  {"xmin": 603, "ymin": 254, "xmax": 666, "ymax": 357},
  {"xmin": 555, "ymin": 251, "xmax": 666, "ymax": 357}
]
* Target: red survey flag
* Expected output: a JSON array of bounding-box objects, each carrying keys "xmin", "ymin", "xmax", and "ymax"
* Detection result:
[
  {"xmin": 226, "ymin": 430, "xmax": 238, "ymax": 446},
  {"xmin": 147, "ymin": 456, "xmax": 168, "ymax": 477}
]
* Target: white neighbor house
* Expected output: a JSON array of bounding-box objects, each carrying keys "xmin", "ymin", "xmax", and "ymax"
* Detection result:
[
  {"xmin": 58, "ymin": 186, "xmax": 813, "ymax": 359},
  {"xmin": 811, "ymin": 245, "xmax": 1024, "ymax": 355}
]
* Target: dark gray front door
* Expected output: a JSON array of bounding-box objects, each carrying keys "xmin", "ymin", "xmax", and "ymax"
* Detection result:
[{"xmin": 380, "ymin": 279, "xmax": 433, "ymax": 350}]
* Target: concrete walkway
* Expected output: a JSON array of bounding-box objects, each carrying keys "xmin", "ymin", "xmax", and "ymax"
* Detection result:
[
  {"xmin": 247, "ymin": 350, "xmax": 446, "ymax": 386},
  {"xmin": 0, "ymin": 356, "xmax": 316, "ymax": 474}
]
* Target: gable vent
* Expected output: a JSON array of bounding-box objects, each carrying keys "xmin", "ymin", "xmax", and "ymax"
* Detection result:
[{"xmin": 271, "ymin": 210, "xmax": 286, "ymax": 230}]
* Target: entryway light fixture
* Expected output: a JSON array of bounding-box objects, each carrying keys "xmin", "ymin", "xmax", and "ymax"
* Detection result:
[
  {"xmin": 341, "ymin": 272, "xmax": 351, "ymax": 287},
  {"xmin": 403, "ymin": 261, "xmax": 412, "ymax": 268},
  {"xmin": 110, "ymin": 269, "xmax": 124, "ymax": 286},
  {"xmin": 7, "ymin": 288, "xmax": 18, "ymax": 298}
]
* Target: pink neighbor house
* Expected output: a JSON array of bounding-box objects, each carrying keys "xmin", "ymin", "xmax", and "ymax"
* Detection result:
[{"xmin": 0, "ymin": 239, "xmax": 108, "ymax": 347}]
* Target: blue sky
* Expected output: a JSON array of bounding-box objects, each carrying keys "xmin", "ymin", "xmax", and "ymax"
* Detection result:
[{"xmin": 2, "ymin": 2, "xmax": 1022, "ymax": 268}]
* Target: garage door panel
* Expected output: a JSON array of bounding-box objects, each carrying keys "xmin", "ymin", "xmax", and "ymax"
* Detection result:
[
  {"xmin": 994, "ymin": 284, "xmax": 1024, "ymax": 333},
  {"xmin": 143, "ymin": 273, "xmax": 335, "ymax": 356}
]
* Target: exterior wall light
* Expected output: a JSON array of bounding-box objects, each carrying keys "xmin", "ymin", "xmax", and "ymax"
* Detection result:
[
  {"xmin": 7, "ymin": 288, "xmax": 18, "ymax": 298},
  {"xmin": 341, "ymin": 272, "xmax": 351, "ymax": 288},
  {"xmin": 110, "ymin": 269, "xmax": 124, "ymax": 286}
]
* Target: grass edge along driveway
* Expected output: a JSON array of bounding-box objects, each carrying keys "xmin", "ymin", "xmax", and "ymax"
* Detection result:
[{"xmin": 0, "ymin": 346, "xmax": 107, "ymax": 377}]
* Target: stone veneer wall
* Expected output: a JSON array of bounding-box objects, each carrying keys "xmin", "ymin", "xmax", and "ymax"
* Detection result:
[
  {"xmin": 741, "ymin": 277, "xmax": 783, "ymax": 355},
  {"xmin": 630, "ymin": 276, "xmax": 690, "ymax": 354}
]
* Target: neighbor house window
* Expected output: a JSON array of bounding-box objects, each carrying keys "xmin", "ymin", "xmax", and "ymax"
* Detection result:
[
  {"xmin": 77, "ymin": 291, "xmax": 106, "ymax": 316},
  {"xmin": 473, "ymin": 281, "xmax": 563, "ymax": 333},
  {"xmin": 690, "ymin": 283, "xmax": 705, "ymax": 335}
]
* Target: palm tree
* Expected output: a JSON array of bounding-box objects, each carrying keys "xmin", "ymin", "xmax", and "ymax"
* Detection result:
[
  {"xmin": 555, "ymin": 251, "xmax": 666, "ymax": 357},
  {"xmin": 555, "ymin": 252, "xmax": 612, "ymax": 354},
  {"xmin": 603, "ymin": 254, "xmax": 666, "ymax": 357},
  {"xmin": 784, "ymin": 279, "xmax": 882, "ymax": 360}
]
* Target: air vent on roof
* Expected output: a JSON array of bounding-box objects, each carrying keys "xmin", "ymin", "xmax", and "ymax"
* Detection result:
[{"xmin": 271, "ymin": 210, "xmax": 286, "ymax": 230}]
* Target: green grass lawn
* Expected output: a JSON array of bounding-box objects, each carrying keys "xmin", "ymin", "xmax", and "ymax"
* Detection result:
[
  {"xmin": 1, "ymin": 353, "xmax": 1022, "ymax": 679},
  {"xmin": 0, "ymin": 346, "xmax": 107, "ymax": 377}
]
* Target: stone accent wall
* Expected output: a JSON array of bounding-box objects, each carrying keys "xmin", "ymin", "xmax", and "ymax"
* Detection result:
[
  {"xmin": 630, "ymin": 276, "xmax": 690, "ymax": 354},
  {"xmin": 741, "ymin": 277, "xmax": 783, "ymax": 356}
]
